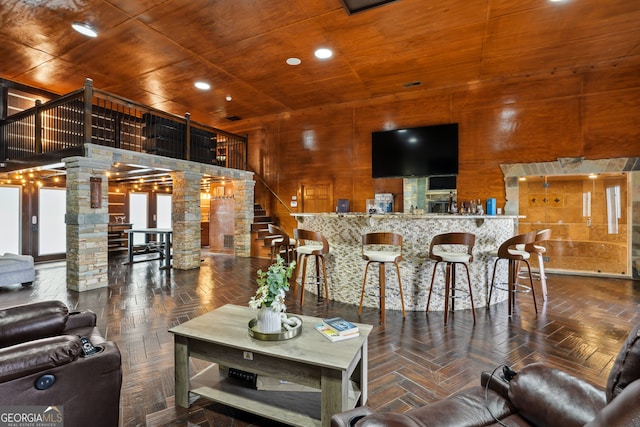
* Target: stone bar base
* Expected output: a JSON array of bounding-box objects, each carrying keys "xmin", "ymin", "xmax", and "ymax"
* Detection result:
[{"xmin": 293, "ymin": 213, "xmax": 518, "ymax": 312}]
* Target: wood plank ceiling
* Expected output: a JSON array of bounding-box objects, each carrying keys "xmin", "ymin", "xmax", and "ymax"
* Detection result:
[{"xmin": 1, "ymin": 0, "xmax": 639, "ymax": 127}]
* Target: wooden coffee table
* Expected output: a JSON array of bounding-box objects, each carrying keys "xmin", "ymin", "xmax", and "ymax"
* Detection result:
[{"xmin": 169, "ymin": 304, "xmax": 373, "ymax": 427}]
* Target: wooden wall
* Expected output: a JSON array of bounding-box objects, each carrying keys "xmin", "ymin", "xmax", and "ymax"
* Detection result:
[{"xmin": 223, "ymin": 63, "xmax": 640, "ymax": 233}]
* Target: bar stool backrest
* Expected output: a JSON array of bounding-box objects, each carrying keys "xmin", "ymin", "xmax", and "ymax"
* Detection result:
[
  {"xmin": 268, "ymin": 224, "xmax": 292, "ymax": 245},
  {"xmin": 293, "ymin": 229, "xmax": 330, "ymax": 255},
  {"xmin": 498, "ymin": 231, "xmax": 537, "ymax": 260},
  {"xmin": 525, "ymin": 228, "xmax": 552, "ymax": 253},
  {"xmin": 428, "ymin": 232, "xmax": 476, "ymax": 262}
]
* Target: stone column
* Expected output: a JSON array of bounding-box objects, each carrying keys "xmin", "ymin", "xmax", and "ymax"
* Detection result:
[
  {"xmin": 171, "ymin": 171, "xmax": 202, "ymax": 269},
  {"xmin": 632, "ymin": 171, "xmax": 640, "ymax": 279},
  {"xmin": 64, "ymin": 156, "xmax": 111, "ymax": 291},
  {"xmin": 233, "ymin": 179, "xmax": 254, "ymax": 257}
]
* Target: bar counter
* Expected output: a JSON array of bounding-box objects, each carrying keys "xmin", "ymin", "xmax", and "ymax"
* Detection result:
[{"xmin": 292, "ymin": 213, "xmax": 519, "ymax": 313}]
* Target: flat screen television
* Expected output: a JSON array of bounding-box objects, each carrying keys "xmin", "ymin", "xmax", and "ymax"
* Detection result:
[{"xmin": 371, "ymin": 123, "xmax": 458, "ymax": 178}]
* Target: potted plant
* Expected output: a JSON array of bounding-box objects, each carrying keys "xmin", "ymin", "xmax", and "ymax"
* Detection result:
[{"xmin": 249, "ymin": 255, "xmax": 296, "ymax": 333}]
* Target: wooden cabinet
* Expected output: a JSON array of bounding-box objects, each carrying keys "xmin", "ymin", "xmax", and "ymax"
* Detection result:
[
  {"xmin": 201, "ymin": 222, "xmax": 209, "ymax": 247},
  {"xmin": 108, "ymin": 223, "xmax": 132, "ymax": 255}
]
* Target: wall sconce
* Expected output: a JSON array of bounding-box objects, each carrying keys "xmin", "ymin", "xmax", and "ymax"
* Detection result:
[{"xmin": 90, "ymin": 177, "xmax": 102, "ymax": 208}]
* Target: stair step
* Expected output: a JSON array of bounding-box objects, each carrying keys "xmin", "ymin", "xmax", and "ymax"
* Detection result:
[
  {"xmin": 251, "ymin": 223, "xmax": 270, "ymax": 233},
  {"xmin": 257, "ymin": 229, "xmax": 273, "ymax": 238}
]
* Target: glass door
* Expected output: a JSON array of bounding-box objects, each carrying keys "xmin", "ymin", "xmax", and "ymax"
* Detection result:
[{"xmin": 518, "ymin": 173, "xmax": 629, "ymax": 276}]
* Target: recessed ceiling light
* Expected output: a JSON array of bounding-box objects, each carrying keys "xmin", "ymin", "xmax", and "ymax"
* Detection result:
[
  {"xmin": 314, "ymin": 48, "xmax": 333, "ymax": 59},
  {"xmin": 194, "ymin": 81, "xmax": 211, "ymax": 90},
  {"xmin": 286, "ymin": 57, "xmax": 302, "ymax": 66},
  {"xmin": 72, "ymin": 22, "xmax": 98, "ymax": 38},
  {"xmin": 225, "ymin": 95, "xmax": 232, "ymax": 102}
]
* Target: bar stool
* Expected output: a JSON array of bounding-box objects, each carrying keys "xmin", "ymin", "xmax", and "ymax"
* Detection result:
[
  {"xmin": 426, "ymin": 232, "xmax": 476, "ymax": 325},
  {"xmin": 268, "ymin": 224, "xmax": 296, "ymax": 265},
  {"xmin": 516, "ymin": 229, "xmax": 551, "ymax": 300},
  {"xmin": 293, "ymin": 228, "xmax": 330, "ymax": 305},
  {"xmin": 359, "ymin": 232, "xmax": 406, "ymax": 324},
  {"xmin": 487, "ymin": 231, "xmax": 538, "ymax": 316}
]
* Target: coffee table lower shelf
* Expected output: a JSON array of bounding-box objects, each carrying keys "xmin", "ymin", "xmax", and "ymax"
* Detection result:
[{"xmin": 190, "ymin": 364, "xmax": 361, "ymax": 427}]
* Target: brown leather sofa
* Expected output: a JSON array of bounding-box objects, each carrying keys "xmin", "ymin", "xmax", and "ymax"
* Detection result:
[
  {"xmin": 0, "ymin": 300, "xmax": 122, "ymax": 427},
  {"xmin": 332, "ymin": 321, "xmax": 640, "ymax": 427}
]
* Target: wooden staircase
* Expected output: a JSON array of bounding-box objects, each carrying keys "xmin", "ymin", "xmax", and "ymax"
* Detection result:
[{"xmin": 250, "ymin": 203, "xmax": 277, "ymax": 259}]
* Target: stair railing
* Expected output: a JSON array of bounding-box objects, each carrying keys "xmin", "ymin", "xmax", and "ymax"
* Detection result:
[{"xmin": 252, "ymin": 171, "xmax": 293, "ymax": 215}]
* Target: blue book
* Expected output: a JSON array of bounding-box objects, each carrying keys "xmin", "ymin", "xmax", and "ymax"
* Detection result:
[{"xmin": 322, "ymin": 317, "xmax": 359, "ymax": 336}]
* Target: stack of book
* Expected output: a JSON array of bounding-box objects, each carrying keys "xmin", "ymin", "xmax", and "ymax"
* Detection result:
[{"xmin": 315, "ymin": 317, "xmax": 359, "ymax": 342}]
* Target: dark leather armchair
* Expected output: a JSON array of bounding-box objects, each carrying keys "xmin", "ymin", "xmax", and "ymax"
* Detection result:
[
  {"xmin": 332, "ymin": 321, "xmax": 640, "ymax": 427},
  {"xmin": 0, "ymin": 301, "xmax": 122, "ymax": 427}
]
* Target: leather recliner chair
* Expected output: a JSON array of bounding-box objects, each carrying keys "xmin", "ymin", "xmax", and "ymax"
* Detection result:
[
  {"xmin": 0, "ymin": 300, "xmax": 122, "ymax": 427},
  {"xmin": 332, "ymin": 320, "xmax": 640, "ymax": 427}
]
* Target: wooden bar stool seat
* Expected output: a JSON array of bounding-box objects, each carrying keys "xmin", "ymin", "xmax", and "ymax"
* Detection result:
[
  {"xmin": 426, "ymin": 232, "xmax": 476, "ymax": 325},
  {"xmin": 487, "ymin": 231, "xmax": 538, "ymax": 316},
  {"xmin": 293, "ymin": 228, "xmax": 330, "ymax": 305},
  {"xmin": 359, "ymin": 232, "xmax": 406, "ymax": 324}
]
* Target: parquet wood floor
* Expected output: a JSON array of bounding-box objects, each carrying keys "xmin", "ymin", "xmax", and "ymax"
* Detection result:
[{"xmin": 0, "ymin": 252, "xmax": 638, "ymax": 426}]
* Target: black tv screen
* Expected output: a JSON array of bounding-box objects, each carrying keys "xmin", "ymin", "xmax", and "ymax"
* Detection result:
[{"xmin": 371, "ymin": 123, "xmax": 458, "ymax": 178}]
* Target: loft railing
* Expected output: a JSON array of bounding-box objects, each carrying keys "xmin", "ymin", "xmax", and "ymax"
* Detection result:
[{"xmin": 0, "ymin": 78, "xmax": 247, "ymax": 170}]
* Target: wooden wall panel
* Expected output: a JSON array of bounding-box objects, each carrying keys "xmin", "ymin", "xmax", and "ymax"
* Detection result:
[
  {"xmin": 452, "ymin": 74, "xmax": 582, "ymax": 110},
  {"xmin": 459, "ymin": 97, "xmax": 582, "ymax": 162},
  {"xmin": 583, "ymin": 89, "xmax": 640, "ymax": 157},
  {"xmin": 226, "ymin": 65, "xmax": 640, "ymax": 224}
]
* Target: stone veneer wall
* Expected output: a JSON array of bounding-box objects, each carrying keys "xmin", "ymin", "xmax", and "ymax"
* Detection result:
[
  {"xmin": 65, "ymin": 156, "xmax": 112, "ymax": 291},
  {"xmin": 501, "ymin": 157, "xmax": 640, "ymax": 279},
  {"xmin": 62, "ymin": 144, "xmax": 254, "ymax": 291},
  {"xmin": 633, "ymin": 172, "xmax": 640, "ymax": 278},
  {"xmin": 232, "ymin": 179, "xmax": 255, "ymax": 257},
  {"xmin": 171, "ymin": 171, "xmax": 202, "ymax": 269}
]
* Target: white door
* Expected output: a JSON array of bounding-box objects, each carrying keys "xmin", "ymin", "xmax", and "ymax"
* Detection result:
[
  {"xmin": 38, "ymin": 187, "xmax": 66, "ymax": 255},
  {"xmin": 156, "ymin": 194, "xmax": 172, "ymax": 229},
  {"xmin": 129, "ymin": 192, "xmax": 148, "ymax": 245},
  {"xmin": 0, "ymin": 186, "xmax": 21, "ymax": 254}
]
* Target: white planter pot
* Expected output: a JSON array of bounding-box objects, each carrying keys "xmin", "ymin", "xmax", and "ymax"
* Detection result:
[{"xmin": 257, "ymin": 307, "xmax": 282, "ymax": 333}]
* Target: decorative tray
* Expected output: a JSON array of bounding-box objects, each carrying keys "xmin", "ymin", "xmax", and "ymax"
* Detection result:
[{"xmin": 248, "ymin": 315, "xmax": 303, "ymax": 341}]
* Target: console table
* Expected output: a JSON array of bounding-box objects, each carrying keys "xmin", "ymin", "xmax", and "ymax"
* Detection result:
[
  {"xmin": 124, "ymin": 228, "xmax": 172, "ymax": 269},
  {"xmin": 169, "ymin": 304, "xmax": 372, "ymax": 427}
]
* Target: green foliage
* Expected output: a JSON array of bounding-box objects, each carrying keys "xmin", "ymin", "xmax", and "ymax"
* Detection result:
[{"xmin": 248, "ymin": 255, "xmax": 296, "ymax": 311}]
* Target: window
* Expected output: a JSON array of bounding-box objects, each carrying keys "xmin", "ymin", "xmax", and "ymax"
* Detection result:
[{"xmin": 0, "ymin": 186, "xmax": 21, "ymax": 254}]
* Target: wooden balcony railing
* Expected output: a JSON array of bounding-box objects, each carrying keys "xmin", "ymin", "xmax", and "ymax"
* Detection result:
[{"xmin": 0, "ymin": 78, "xmax": 247, "ymax": 170}]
